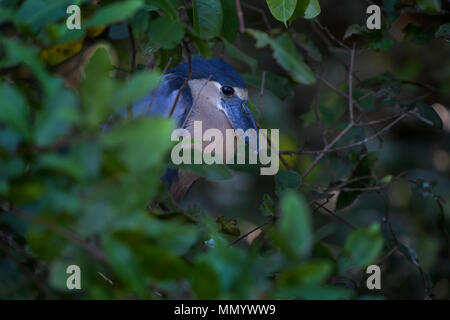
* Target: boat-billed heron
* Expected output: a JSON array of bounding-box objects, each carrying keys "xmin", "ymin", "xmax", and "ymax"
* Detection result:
[{"xmin": 110, "ymin": 56, "xmax": 258, "ymax": 200}]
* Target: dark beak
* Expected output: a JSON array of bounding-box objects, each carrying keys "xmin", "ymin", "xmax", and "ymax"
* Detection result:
[{"xmin": 222, "ymin": 98, "xmax": 259, "ymax": 151}]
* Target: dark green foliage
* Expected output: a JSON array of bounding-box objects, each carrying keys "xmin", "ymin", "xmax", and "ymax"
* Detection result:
[{"xmin": 0, "ymin": 0, "xmax": 448, "ymax": 300}]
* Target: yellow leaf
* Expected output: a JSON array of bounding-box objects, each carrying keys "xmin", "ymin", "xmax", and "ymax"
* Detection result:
[{"xmin": 40, "ymin": 38, "xmax": 84, "ymax": 66}]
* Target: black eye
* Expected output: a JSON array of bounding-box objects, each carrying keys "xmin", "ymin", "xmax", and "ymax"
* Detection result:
[{"xmin": 221, "ymin": 86, "xmax": 234, "ymax": 97}]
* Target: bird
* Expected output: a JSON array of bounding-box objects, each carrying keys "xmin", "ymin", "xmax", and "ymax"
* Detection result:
[{"xmin": 108, "ymin": 56, "xmax": 258, "ymax": 201}]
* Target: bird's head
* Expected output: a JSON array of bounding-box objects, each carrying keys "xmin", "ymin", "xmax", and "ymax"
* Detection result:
[{"xmin": 168, "ymin": 56, "xmax": 258, "ymax": 149}]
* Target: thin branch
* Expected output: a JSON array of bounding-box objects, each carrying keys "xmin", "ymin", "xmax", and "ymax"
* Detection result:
[
  {"xmin": 97, "ymin": 271, "xmax": 114, "ymax": 285},
  {"xmin": 313, "ymin": 201, "xmax": 357, "ymax": 230},
  {"xmin": 235, "ymin": 0, "xmax": 246, "ymax": 33},
  {"xmin": 241, "ymin": 2, "xmax": 270, "ymax": 30},
  {"xmin": 180, "ymin": 75, "xmax": 212, "ymax": 128},
  {"xmin": 303, "ymin": 175, "xmax": 373, "ymax": 191},
  {"xmin": 231, "ymin": 219, "xmax": 273, "ymax": 246},
  {"xmin": 324, "ymin": 113, "xmax": 407, "ymax": 153},
  {"xmin": 301, "ymin": 122, "xmax": 354, "ymax": 179},
  {"xmin": 282, "ymin": 112, "xmax": 408, "ymax": 156},
  {"xmin": 315, "ymin": 20, "xmax": 351, "ymax": 51},
  {"xmin": 374, "ymin": 245, "xmax": 398, "ymax": 266},
  {"xmin": 146, "ymin": 57, "xmax": 173, "ymax": 115},
  {"xmin": 169, "ymin": 41, "xmax": 192, "ymax": 118},
  {"xmin": 355, "ymin": 113, "xmax": 404, "ymax": 126},
  {"xmin": 348, "ymin": 43, "xmax": 355, "ymax": 124},
  {"xmin": 253, "ymin": 75, "xmax": 292, "ymax": 171},
  {"xmin": 257, "ymin": 71, "xmax": 265, "ymax": 124}
]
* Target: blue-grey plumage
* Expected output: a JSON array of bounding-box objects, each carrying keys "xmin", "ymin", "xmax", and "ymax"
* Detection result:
[{"xmin": 107, "ymin": 56, "xmax": 258, "ymax": 201}]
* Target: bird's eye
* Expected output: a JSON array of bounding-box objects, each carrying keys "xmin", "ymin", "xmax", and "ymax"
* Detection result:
[{"xmin": 221, "ymin": 86, "xmax": 234, "ymax": 97}]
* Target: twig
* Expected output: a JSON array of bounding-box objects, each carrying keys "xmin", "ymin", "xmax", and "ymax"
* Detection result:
[
  {"xmin": 97, "ymin": 271, "xmax": 114, "ymax": 285},
  {"xmin": 180, "ymin": 75, "xmax": 212, "ymax": 128},
  {"xmin": 374, "ymin": 245, "xmax": 397, "ymax": 266},
  {"xmin": 257, "ymin": 71, "xmax": 265, "ymax": 124},
  {"xmin": 315, "ymin": 20, "xmax": 351, "ymax": 51},
  {"xmin": 314, "ymin": 201, "xmax": 357, "ymax": 230},
  {"xmin": 253, "ymin": 78, "xmax": 292, "ymax": 171},
  {"xmin": 169, "ymin": 41, "xmax": 192, "ymax": 118},
  {"xmin": 348, "ymin": 43, "xmax": 355, "ymax": 124},
  {"xmin": 241, "ymin": 2, "xmax": 270, "ymax": 30},
  {"xmin": 314, "ymin": 71, "xmax": 328, "ymax": 145},
  {"xmin": 301, "ymin": 122, "xmax": 354, "ymax": 179},
  {"xmin": 231, "ymin": 219, "xmax": 273, "ymax": 246},
  {"xmin": 282, "ymin": 112, "xmax": 408, "ymax": 156},
  {"xmin": 263, "ymin": 130, "xmax": 293, "ymax": 171},
  {"xmin": 355, "ymin": 113, "xmax": 404, "ymax": 126},
  {"xmin": 235, "ymin": 0, "xmax": 246, "ymax": 33},
  {"xmin": 382, "ymin": 199, "xmax": 434, "ymax": 299},
  {"xmin": 146, "ymin": 57, "xmax": 173, "ymax": 115}
]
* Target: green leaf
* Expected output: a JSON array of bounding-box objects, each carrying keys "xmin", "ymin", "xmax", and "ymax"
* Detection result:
[
  {"xmin": 0, "ymin": 6, "xmax": 16, "ymax": 25},
  {"xmin": 192, "ymin": 36, "xmax": 213, "ymax": 58},
  {"xmin": 336, "ymin": 153, "xmax": 377, "ymax": 210},
  {"xmin": 403, "ymin": 23, "xmax": 435, "ymax": 44},
  {"xmin": 112, "ymin": 71, "xmax": 161, "ymax": 110},
  {"xmin": 0, "ymin": 84, "xmax": 30, "ymax": 138},
  {"xmin": 38, "ymin": 153, "xmax": 83, "ymax": 181},
  {"xmin": 80, "ymin": 47, "xmax": 115, "ymax": 127},
  {"xmin": 16, "ymin": 0, "xmax": 78, "ymax": 31},
  {"xmin": 249, "ymin": 30, "xmax": 316, "ymax": 84},
  {"xmin": 304, "ymin": 0, "xmax": 321, "ymax": 19},
  {"xmin": 278, "ymin": 260, "xmax": 333, "ymax": 286},
  {"xmin": 102, "ymin": 118, "xmax": 174, "ymax": 172},
  {"xmin": 216, "ymin": 216, "xmax": 240, "ymax": 236},
  {"xmin": 380, "ymin": 174, "xmax": 393, "ymax": 183},
  {"xmin": 353, "ymin": 88, "xmax": 375, "ymax": 111},
  {"xmin": 275, "ymin": 170, "xmax": 301, "ymax": 197},
  {"xmin": 223, "ymin": 39, "xmax": 257, "ymax": 72},
  {"xmin": 103, "ymin": 236, "xmax": 147, "ymax": 295},
  {"xmin": 86, "ymin": 0, "xmax": 144, "ymax": 27},
  {"xmin": 34, "ymin": 88, "xmax": 77, "ymax": 146},
  {"xmin": 136, "ymin": 243, "xmax": 188, "ymax": 280},
  {"xmin": 338, "ymin": 224, "xmax": 384, "ymax": 272},
  {"xmin": 417, "ymin": 0, "xmax": 441, "ymax": 14},
  {"xmin": 273, "ymin": 284, "xmax": 352, "ymax": 299},
  {"xmin": 367, "ymin": 30, "xmax": 394, "ymax": 50},
  {"xmin": 292, "ymin": 33, "xmax": 322, "ymax": 62},
  {"xmin": 303, "ymin": 84, "xmax": 346, "ymax": 126},
  {"xmin": 28, "ymin": 226, "xmax": 66, "ymax": 260},
  {"xmin": 195, "ymin": 243, "xmax": 249, "ymax": 295},
  {"xmin": 190, "ymin": 262, "xmax": 221, "ymax": 299},
  {"xmin": 288, "ymin": 0, "xmax": 308, "ymax": 23},
  {"xmin": 220, "ymin": 0, "xmax": 238, "ymax": 42},
  {"xmin": 0, "ymin": 38, "xmax": 57, "ymax": 94},
  {"xmin": 266, "ymin": 0, "xmax": 297, "ymax": 26},
  {"xmin": 147, "ymin": 16, "xmax": 185, "ymax": 50},
  {"xmin": 435, "ymin": 23, "xmax": 450, "ymax": 38},
  {"xmin": 277, "ymin": 191, "xmax": 312, "ymax": 258},
  {"xmin": 287, "ymin": 0, "xmax": 320, "ymax": 22},
  {"xmin": 261, "ymin": 194, "xmax": 275, "ymax": 217},
  {"xmin": 243, "ymin": 72, "xmax": 293, "ymax": 99},
  {"xmin": 193, "ymin": 0, "xmax": 223, "ymax": 39},
  {"xmin": 343, "ymin": 24, "xmax": 365, "ymax": 40},
  {"xmin": 147, "ymin": 0, "xmax": 180, "ymax": 20}
]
